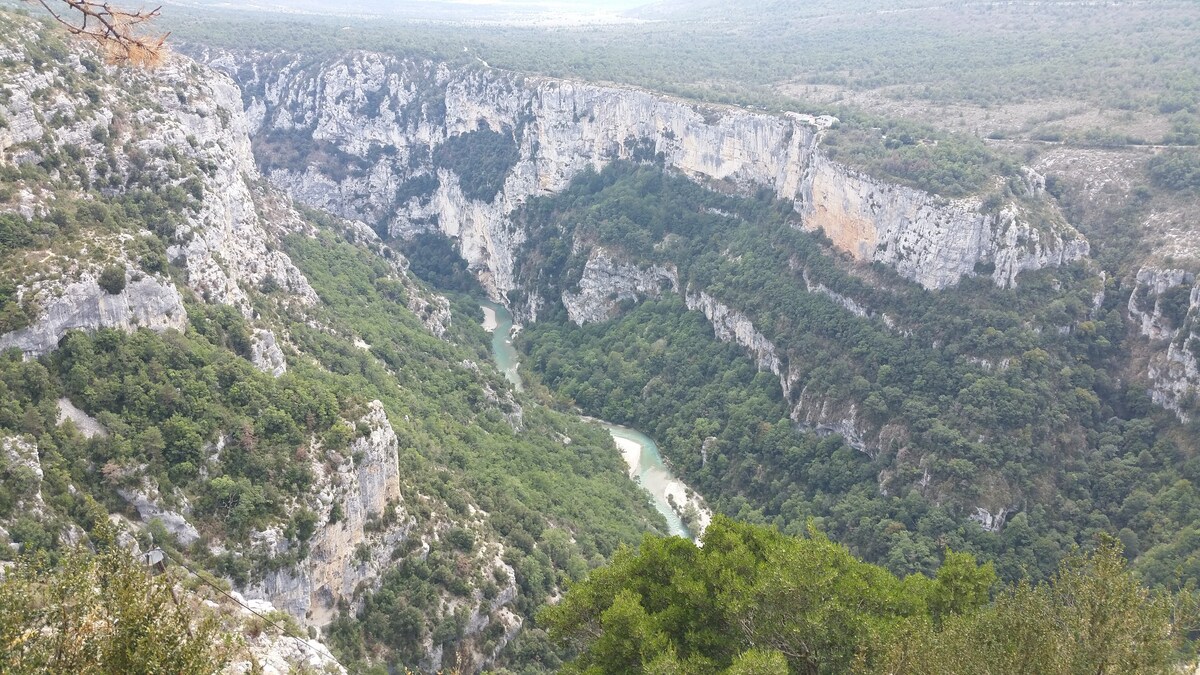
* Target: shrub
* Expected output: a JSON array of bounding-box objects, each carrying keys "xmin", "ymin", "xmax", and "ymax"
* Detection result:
[
  {"xmin": 446, "ymin": 526, "xmax": 475, "ymax": 553},
  {"xmin": 0, "ymin": 543, "xmax": 233, "ymax": 672},
  {"xmin": 1147, "ymin": 149, "xmax": 1200, "ymax": 192},
  {"xmin": 97, "ymin": 265, "xmax": 126, "ymax": 294}
]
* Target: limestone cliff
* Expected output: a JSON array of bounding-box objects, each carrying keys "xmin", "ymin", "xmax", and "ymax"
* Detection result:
[
  {"xmin": 684, "ymin": 290, "xmax": 785, "ymax": 387},
  {"xmin": 0, "ymin": 272, "xmax": 186, "ymax": 357},
  {"xmin": 1129, "ymin": 268, "xmax": 1200, "ymax": 420},
  {"xmin": 563, "ymin": 248, "xmax": 678, "ymax": 324},
  {"xmin": 0, "ymin": 21, "xmax": 315, "ymax": 361},
  {"xmin": 245, "ymin": 400, "xmax": 522, "ymax": 671},
  {"xmin": 204, "ymin": 51, "xmax": 1086, "ymax": 298},
  {"xmin": 682, "ymin": 289, "xmax": 892, "ymax": 455},
  {"xmin": 250, "ymin": 401, "xmax": 410, "ymax": 625},
  {"xmin": 801, "ymin": 160, "xmax": 1088, "ymax": 289}
]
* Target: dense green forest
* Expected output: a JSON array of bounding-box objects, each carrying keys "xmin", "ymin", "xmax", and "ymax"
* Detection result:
[
  {"xmin": 542, "ymin": 517, "xmax": 1192, "ymax": 674},
  {"xmin": 509, "ymin": 161, "xmax": 1200, "ymax": 587}
]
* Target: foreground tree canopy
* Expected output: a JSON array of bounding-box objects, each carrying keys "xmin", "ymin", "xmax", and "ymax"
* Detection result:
[
  {"xmin": 0, "ymin": 538, "xmax": 232, "ymax": 674},
  {"xmin": 541, "ymin": 516, "xmax": 1191, "ymax": 675}
]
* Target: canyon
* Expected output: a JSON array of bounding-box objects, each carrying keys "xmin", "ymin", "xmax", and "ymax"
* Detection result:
[
  {"xmin": 205, "ymin": 50, "xmax": 1087, "ymax": 304},
  {"xmin": 2, "ymin": 14, "xmax": 1199, "ymax": 672}
]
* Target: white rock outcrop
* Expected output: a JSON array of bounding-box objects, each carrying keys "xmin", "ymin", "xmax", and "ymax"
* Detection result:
[
  {"xmin": 1, "ymin": 26, "xmax": 319, "ymax": 357},
  {"xmin": 250, "ymin": 400, "xmax": 409, "ymax": 626},
  {"xmin": 682, "ymin": 290, "xmax": 883, "ymax": 454},
  {"xmin": 800, "ymin": 156, "xmax": 1088, "ymax": 289},
  {"xmin": 227, "ymin": 631, "xmax": 345, "ymax": 675},
  {"xmin": 250, "ymin": 328, "xmax": 288, "ymax": 377},
  {"xmin": 117, "ymin": 480, "xmax": 202, "ymax": 547},
  {"xmin": 970, "ymin": 506, "xmax": 1010, "ymax": 533},
  {"xmin": 562, "ymin": 248, "xmax": 678, "ymax": 324},
  {"xmin": 0, "ymin": 274, "xmax": 187, "ymax": 357},
  {"xmin": 1129, "ymin": 268, "xmax": 1199, "ymax": 420},
  {"xmin": 1, "ymin": 436, "xmax": 45, "ymax": 514},
  {"xmin": 685, "ymin": 290, "xmax": 785, "ymax": 384},
  {"xmin": 56, "ymin": 398, "xmax": 107, "ymax": 438}
]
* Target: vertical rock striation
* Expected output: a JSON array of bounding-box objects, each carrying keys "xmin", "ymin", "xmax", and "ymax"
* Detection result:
[
  {"xmin": 1129, "ymin": 268, "xmax": 1200, "ymax": 420},
  {"xmin": 251, "ymin": 401, "xmax": 409, "ymax": 626},
  {"xmin": 205, "ymin": 51, "xmax": 1086, "ymax": 299}
]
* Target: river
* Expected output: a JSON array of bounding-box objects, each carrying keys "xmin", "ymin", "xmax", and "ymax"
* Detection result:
[
  {"xmin": 481, "ymin": 301, "xmax": 711, "ymax": 541},
  {"xmin": 480, "ymin": 300, "xmax": 523, "ymax": 392}
]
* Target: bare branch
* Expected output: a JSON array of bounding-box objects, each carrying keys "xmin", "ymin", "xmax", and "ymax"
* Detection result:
[{"xmin": 26, "ymin": 0, "xmax": 169, "ymax": 66}]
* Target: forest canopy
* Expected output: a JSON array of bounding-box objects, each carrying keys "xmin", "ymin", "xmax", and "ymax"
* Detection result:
[{"xmin": 542, "ymin": 518, "xmax": 1191, "ymax": 675}]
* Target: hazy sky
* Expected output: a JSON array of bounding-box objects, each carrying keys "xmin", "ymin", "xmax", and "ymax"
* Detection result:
[{"xmin": 158, "ymin": 0, "xmax": 659, "ymax": 21}]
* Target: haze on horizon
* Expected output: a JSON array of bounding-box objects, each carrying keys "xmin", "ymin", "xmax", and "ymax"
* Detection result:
[{"xmin": 159, "ymin": 0, "xmax": 657, "ymax": 22}]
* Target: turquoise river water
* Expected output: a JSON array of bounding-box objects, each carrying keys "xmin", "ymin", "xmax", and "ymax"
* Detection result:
[{"xmin": 480, "ymin": 301, "xmax": 701, "ymax": 540}]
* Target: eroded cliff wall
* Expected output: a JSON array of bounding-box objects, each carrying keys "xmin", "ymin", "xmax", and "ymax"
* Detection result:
[
  {"xmin": 205, "ymin": 51, "xmax": 1086, "ymax": 297},
  {"xmin": 1128, "ymin": 268, "xmax": 1200, "ymax": 420}
]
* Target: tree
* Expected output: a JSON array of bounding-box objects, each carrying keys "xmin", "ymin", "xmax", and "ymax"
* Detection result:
[
  {"xmin": 0, "ymin": 542, "xmax": 232, "ymax": 673},
  {"xmin": 97, "ymin": 264, "xmax": 126, "ymax": 294},
  {"xmin": 543, "ymin": 521, "xmax": 1191, "ymax": 674},
  {"xmin": 875, "ymin": 537, "xmax": 1188, "ymax": 675},
  {"xmin": 927, "ymin": 549, "xmax": 996, "ymax": 624},
  {"xmin": 540, "ymin": 517, "xmax": 931, "ymax": 675},
  {"xmin": 25, "ymin": 0, "xmax": 167, "ymax": 65}
]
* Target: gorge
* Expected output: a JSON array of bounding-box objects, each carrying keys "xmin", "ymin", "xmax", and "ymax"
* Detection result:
[
  {"xmin": 480, "ymin": 300, "xmax": 708, "ymax": 540},
  {"xmin": 3, "ymin": 6, "xmax": 1200, "ymax": 671}
]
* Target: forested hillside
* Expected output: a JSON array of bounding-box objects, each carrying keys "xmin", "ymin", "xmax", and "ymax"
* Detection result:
[
  {"xmin": 508, "ymin": 161, "xmax": 1200, "ymax": 586},
  {"xmin": 543, "ymin": 517, "xmax": 1192, "ymax": 674},
  {"xmin": 4, "ymin": 0, "xmax": 1200, "ymax": 672},
  {"xmin": 0, "ymin": 12, "xmax": 665, "ymax": 672}
]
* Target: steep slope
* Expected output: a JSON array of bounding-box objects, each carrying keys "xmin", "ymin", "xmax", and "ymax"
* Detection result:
[
  {"xmin": 179, "ymin": 44, "xmax": 1200, "ymax": 589},
  {"xmin": 502, "ymin": 162, "xmax": 1200, "ymax": 587},
  {"xmin": 201, "ymin": 50, "xmax": 1086, "ymax": 299},
  {"xmin": 0, "ymin": 14, "xmax": 663, "ymax": 673},
  {"xmin": 1128, "ymin": 268, "xmax": 1200, "ymax": 420}
]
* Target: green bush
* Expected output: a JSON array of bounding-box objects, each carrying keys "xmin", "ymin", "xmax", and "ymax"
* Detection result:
[
  {"xmin": 97, "ymin": 265, "xmax": 126, "ymax": 294},
  {"xmin": 432, "ymin": 125, "xmax": 520, "ymax": 202},
  {"xmin": 1147, "ymin": 149, "xmax": 1200, "ymax": 192}
]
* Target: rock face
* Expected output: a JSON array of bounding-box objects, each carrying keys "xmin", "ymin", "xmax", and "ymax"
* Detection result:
[
  {"xmin": 128, "ymin": 57, "xmax": 320, "ymax": 312},
  {"xmin": 228, "ymin": 629, "xmax": 345, "ymax": 675},
  {"xmin": 250, "ymin": 329, "xmax": 288, "ymax": 377},
  {"xmin": 56, "ymin": 398, "xmax": 107, "ymax": 438},
  {"xmin": 0, "ymin": 24, "xmax": 316, "ymax": 358},
  {"xmin": 801, "ymin": 158, "xmax": 1088, "ymax": 289},
  {"xmin": 563, "ymin": 249, "xmax": 678, "ymax": 324},
  {"xmin": 1, "ymin": 436, "xmax": 45, "ymax": 513},
  {"xmin": 681, "ymin": 290, "xmax": 883, "ymax": 452},
  {"xmin": 1129, "ymin": 268, "xmax": 1200, "ymax": 420},
  {"xmin": 685, "ymin": 290, "xmax": 785, "ymax": 386},
  {"xmin": 971, "ymin": 506, "xmax": 1010, "ymax": 533},
  {"xmin": 250, "ymin": 401, "xmax": 409, "ymax": 626},
  {"xmin": 1, "ymin": 20, "xmax": 515, "ymax": 671},
  {"xmin": 0, "ymin": 273, "xmax": 187, "ymax": 357},
  {"xmin": 205, "ymin": 51, "xmax": 1086, "ymax": 298},
  {"xmin": 117, "ymin": 479, "xmax": 202, "ymax": 547}
]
